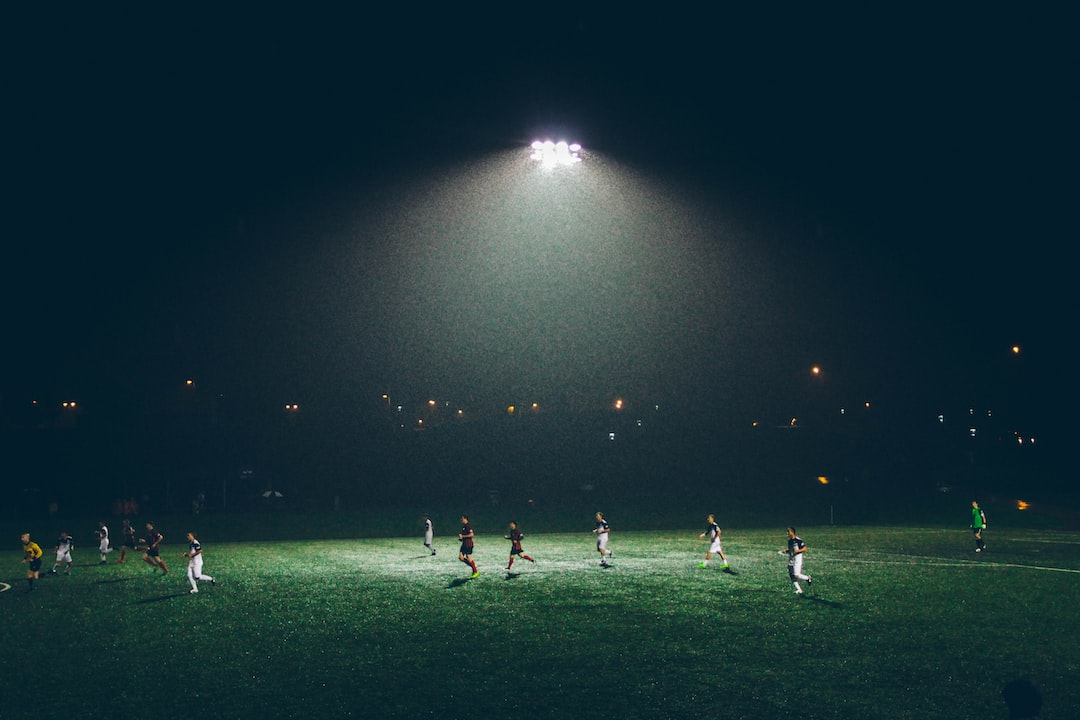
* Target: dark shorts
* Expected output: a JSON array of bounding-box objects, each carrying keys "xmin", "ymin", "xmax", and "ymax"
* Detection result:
[
  {"xmin": 29, "ymin": 558, "xmax": 42, "ymax": 572},
  {"xmin": 459, "ymin": 542, "xmax": 473, "ymax": 556},
  {"xmin": 510, "ymin": 546, "xmax": 524, "ymax": 556},
  {"xmin": 123, "ymin": 538, "xmax": 136, "ymax": 549},
  {"xmin": 145, "ymin": 547, "xmax": 160, "ymax": 558}
]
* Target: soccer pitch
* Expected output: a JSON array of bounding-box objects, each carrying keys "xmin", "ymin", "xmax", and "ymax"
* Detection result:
[{"xmin": 3, "ymin": 525, "xmax": 1077, "ymax": 719}]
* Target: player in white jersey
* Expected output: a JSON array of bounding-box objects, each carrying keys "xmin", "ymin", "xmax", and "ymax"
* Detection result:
[
  {"xmin": 183, "ymin": 532, "xmax": 216, "ymax": 594},
  {"xmin": 593, "ymin": 512, "xmax": 613, "ymax": 566},
  {"xmin": 783, "ymin": 527, "xmax": 812, "ymax": 594},
  {"xmin": 50, "ymin": 531, "xmax": 75, "ymax": 574},
  {"xmin": 697, "ymin": 515, "xmax": 729, "ymax": 570},
  {"xmin": 422, "ymin": 514, "xmax": 435, "ymax": 556},
  {"xmin": 96, "ymin": 520, "xmax": 110, "ymax": 564}
]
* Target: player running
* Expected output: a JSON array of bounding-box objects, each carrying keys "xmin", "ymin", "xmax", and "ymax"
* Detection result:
[
  {"xmin": 504, "ymin": 521, "xmax": 535, "ymax": 570},
  {"xmin": 593, "ymin": 512, "xmax": 614, "ymax": 566},
  {"xmin": 697, "ymin": 515, "xmax": 730, "ymax": 570},
  {"xmin": 458, "ymin": 515, "xmax": 479, "ymax": 579},
  {"xmin": 140, "ymin": 521, "xmax": 168, "ymax": 575},
  {"xmin": 783, "ymin": 527, "xmax": 812, "ymax": 595},
  {"xmin": 117, "ymin": 518, "xmax": 137, "ymax": 563},
  {"xmin": 183, "ymin": 532, "xmax": 216, "ymax": 594}
]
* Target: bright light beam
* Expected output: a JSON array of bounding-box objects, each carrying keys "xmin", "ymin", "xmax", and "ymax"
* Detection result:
[{"xmin": 530, "ymin": 139, "xmax": 582, "ymax": 167}]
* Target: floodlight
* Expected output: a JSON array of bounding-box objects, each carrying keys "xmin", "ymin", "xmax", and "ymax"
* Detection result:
[{"xmin": 529, "ymin": 138, "xmax": 583, "ymax": 167}]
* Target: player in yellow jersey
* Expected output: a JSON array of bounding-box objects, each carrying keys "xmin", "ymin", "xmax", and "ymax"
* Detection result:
[{"xmin": 21, "ymin": 532, "xmax": 43, "ymax": 592}]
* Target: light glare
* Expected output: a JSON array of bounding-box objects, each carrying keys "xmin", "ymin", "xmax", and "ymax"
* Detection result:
[{"xmin": 530, "ymin": 138, "xmax": 582, "ymax": 166}]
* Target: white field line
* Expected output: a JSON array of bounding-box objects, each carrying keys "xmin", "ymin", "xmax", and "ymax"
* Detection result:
[
  {"xmin": 0, "ymin": 581, "xmax": 10, "ymax": 592},
  {"xmin": 815, "ymin": 553, "xmax": 1080, "ymax": 574}
]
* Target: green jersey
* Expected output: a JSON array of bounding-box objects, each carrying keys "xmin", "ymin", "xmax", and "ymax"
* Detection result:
[{"xmin": 971, "ymin": 506, "xmax": 986, "ymax": 529}]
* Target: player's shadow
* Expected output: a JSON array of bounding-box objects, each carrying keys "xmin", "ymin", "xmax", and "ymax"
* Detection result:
[
  {"xmin": 133, "ymin": 592, "xmax": 190, "ymax": 604},
  {"xmin": 803, "ymin": 595, "xmax": 842, "ymax": 609},
  {"xmin": 410, "ymin": 554, "xmax": 434, "ymax": 560},
  {"xmin": 445, "ymin": 578, "xmax": 471, "ymax": 589},
  {"xmin": 94, "ymin": 577, "xmax": 137, "ymax": 585},
  {"xmin": 722, "ymin": 567, "xmax": 739, "ymax": 576},
  {"xmin": 504, "ymin": 571, "xmax": 522, "ymax": 580}
]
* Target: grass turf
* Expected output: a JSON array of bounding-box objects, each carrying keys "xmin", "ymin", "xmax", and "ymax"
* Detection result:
[{"xmin": 2, "ymin": 525, "xmax": 1077, "ymax": 719}]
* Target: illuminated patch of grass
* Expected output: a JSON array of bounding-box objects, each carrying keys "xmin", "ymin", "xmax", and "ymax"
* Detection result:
[{"xmin": 1, "ymin": 526, "xmax": 1077, "ymax": 719}]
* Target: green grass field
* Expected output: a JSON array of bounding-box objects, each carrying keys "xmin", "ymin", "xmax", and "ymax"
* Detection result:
[{"xmin": 2, "ymin": 524, "xmax": 1077, "ymax": 719}]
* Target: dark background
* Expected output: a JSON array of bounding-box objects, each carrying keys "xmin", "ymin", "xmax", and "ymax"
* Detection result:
[{"xmin": 3, "ymin": 7, "xmax": 1071, "ymax": 517}]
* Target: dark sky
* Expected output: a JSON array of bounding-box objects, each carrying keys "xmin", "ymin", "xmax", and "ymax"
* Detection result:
[{"xmin": 5, "ymin": 7, "xmax": 1072, "ymax": 429}]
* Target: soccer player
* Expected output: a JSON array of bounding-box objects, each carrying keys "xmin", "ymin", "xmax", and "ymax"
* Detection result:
[
  {"xmin": 784, "ymin": 527, "xmax": 812, "ymax": 594},
  {"xmin": 21, "ymin": 532, "xmax": 43, "ymax": 592},
  {"xmin": 96, "ymin": 520, "xmax": 110, "ymax": 564},
  {"xmin": 422, "ymin": 514, "xmax": 435, "ymax": 556},
  {"xmin": 183, "ymin": 532, "xmax": 216, "ymax": 594},
  {"xmin": 971, "ymin": 500, "xmax": 987, "ymax": 552},
  {"xmin": 117, "ymin": 518, "xmax": 137, "ymax": 563},
  {"xmin": 457, "ymin": 514, "xmax": 478, "ymax": 578},
  {"xmin": 593, "ymin": 512, "xmax": 613, "ymax": 566},
  {"xmin": 697, "ymin": 514, "xmax": 729, "ymax": 570},
  {"xmin": 50, "ymin": 531, "xmax": 75, "ymax": 574},
  {"xmin": 141, "ymin": 521, "xmax": 168, "ymax": 575},
  {"xmin": 504, "ymin": 521, "xmax": 535, "ymax": 570}
]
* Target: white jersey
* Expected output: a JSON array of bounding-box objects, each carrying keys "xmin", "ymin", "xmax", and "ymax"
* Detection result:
[
  {"xmin": 705, "ymin": 522, "xmax": 723, "ymax": 553},
  {"xmin": 55, "ymin": 535, "xmax": 74, "ymax": 562},
  {"xmin": 186, "ymin": 538, "xmax": 214, "ymax": 591},
  {"xmin": 595, "ymin": 519, "xmax": 610, "ymax": 550},
  {"xmin": 97, "ymin": 525, "xmax": 109, "ymax": 552}
]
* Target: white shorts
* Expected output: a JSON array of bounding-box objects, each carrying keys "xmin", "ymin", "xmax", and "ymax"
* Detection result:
[
  {"xmin": 56, "ymin": 550, "xmax": 72, "ymax": 564},
  {"xmin": 709, "ymin": 539, "xmax": 724, "ymax": 554},
  {"xmin": 596, "ymin": 534, "xmax": 609, "ymax": 551}
]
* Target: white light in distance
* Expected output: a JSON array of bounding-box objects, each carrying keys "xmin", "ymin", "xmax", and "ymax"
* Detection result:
[{"xmin": 530, "ymin": 139, "xmax": 582, "ymax": 167}]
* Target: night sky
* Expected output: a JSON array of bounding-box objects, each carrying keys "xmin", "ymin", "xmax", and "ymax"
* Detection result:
[{"xmin": 5, "ymin": 7, "xmax": 1072, "ymax": 439}]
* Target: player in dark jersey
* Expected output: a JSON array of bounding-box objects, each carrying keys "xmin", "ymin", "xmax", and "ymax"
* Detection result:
[
  {"xmin": 784, "ymin": 527, "xmax": 812, "ymax": 594},
  {"xmin": 593, "ymin": 512, "xmax": 613, "ymax": 566},
  {"xmin": 140, "ymin": 521, "xmax": 168, "ymax": 575},
  {"xmin": 504, "ymin": 521, "xmax": 535, "ymax": 570},
  {"xmin": 117, "ymin": 518, "xmax": 137, "ymax": 563},
  {"xmin": 457, "ymin": 515, "xmax": 478, "ymax": 579},
  {"xmin": 21, "ymin": 532, "xmax": 43, "ymax": 591}
]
